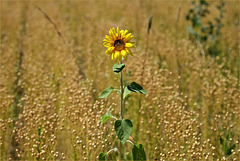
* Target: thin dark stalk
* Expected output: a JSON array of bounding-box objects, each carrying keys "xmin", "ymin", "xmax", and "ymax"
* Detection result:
[
  {"xmin": 34, "ymin": 5, "xmax": 61, "ymax": 37},
  {"xmin": 175, "ymin": 7, "xmax": 182, "ymax": 78}
]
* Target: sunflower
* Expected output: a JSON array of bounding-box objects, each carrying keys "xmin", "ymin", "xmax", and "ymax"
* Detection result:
[{"xmin": 103, "ymin": 27, "xmax": 135, "ymax": 62}]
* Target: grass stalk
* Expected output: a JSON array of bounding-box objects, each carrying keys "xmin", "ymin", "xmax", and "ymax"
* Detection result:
[{"xmin": 34, "ymin": 5, "xmax": 61, "ymax": 37}]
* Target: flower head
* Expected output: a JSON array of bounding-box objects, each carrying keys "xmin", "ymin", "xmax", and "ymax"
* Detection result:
[{"xmin": 103, "ymin": 27, "xmax": 135, "ymax": 62}]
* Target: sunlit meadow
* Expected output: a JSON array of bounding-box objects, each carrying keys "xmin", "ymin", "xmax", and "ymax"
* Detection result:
[{"xmin": 0, "ymin": 0, "xmax": 239, "ymax": 160}]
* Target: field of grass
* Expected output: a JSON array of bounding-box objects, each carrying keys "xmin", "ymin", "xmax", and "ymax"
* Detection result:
[{"xmin": 0, "ymin": 0, "xmax": 240, "ymax": 160}]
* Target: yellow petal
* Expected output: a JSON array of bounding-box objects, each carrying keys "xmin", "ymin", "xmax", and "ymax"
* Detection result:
[
  {"xmin": 109, "ymin": 29, "xmax": 113, "ymax": 37},
  {"xmin": 117, "ymin": 27, "xmax": 120, "ymax": 38},
  {"xmin": 105, "ymin": 35, "xmax": 110, "ymax": 40},
  {"xmin": 103, "ymin": 39, "xmax": 112, "ymax": 43},
  {"xmin": 126, "ymin": 48, "xmax": 134, "ymax": 56},
  {"xmin": 121, "ymin": 50, "xmax": 127, "ymax": 60},
  {"xmin": 125, "ymin": 43, "xmax": 135, "ymax": 48},
  {"xmin": 104, "ymin": 35, "xmax": 113, "ymax": 42},
  {"xmin": 105, "ymin": 50, "xmax": 111, "ymax": 55},
  {"xmin": 103, "ymin": 42, "xmax": 111, "ymax": 47},
  {"xmin": 109, "ymin": 29, "xmax": 116, "ymax": 39},
  {"xmin": 105, "ymin": 47, "xmax": 114, "ymax": 55},
  {"xmin": 123, "ymin": 33, "xmax": 133, "ymax": 42},
  {"xmin": 118, "ymin": 54, "xmax": 122, "ymax": 62},
  {"xmin": 112, "ymin": 28, "xmax": 117, "ymax": 38},
  {"xmin": 121, "ymin": 30, "xmax": 128, "ymax": 37},
  {"xmin": 120, "ymin": 30, "xmax": 124, "ymax": 38},
  {"xmin": 125, "ymin": 36, "xmax": 133, "ymax": 42},
  {"xmin": 114, "ymin": 50, "xmax": 120, "ymax": 60},
  {"xmin": 120, "ymin": 30, "xmax": 127, "ymax": 39},
  {"xmin": 111, "ymin": 53, "xmax": 114, "ymax": 60}
]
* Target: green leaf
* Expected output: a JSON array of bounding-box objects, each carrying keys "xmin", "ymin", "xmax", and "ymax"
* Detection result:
[
  {"xmin": 114, "ymin": 119, "xmax": 133, "ymax": 144},
  {"xmin": 132, "ymin": 144, "xmax": 146, "ymax": 161},
  {"xmin": 147, "ymin": 16, "xmax": 153, "ymax": 35},
  {"xmin": 99, "ymin": 86, "xmax": 114, "ymax": 98},
  {"xmin": 99, "ymin": 153, "xmax": 107, "ymax": 161},
  {"xmin": 123, "ymin": 87, "xmax": 131, "ymax": 99},
  {"xmin": 127, "ymin": 82, "xmax": 148, "ymax": 94},
  {"xmin": 113, "ymin": 63, "xmax": 125, "ymax": 73},
  {"xmin": 101, "ymin": 111, "xmax": 113, "ymax": 124}
]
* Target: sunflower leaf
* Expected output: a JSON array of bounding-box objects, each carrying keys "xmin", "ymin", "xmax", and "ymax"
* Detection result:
[
  {"xmin": 127, "ymin": 82, "xmax": 148, "ymax": 94},
  {"xmin": 132, "ymin": 144, "xmax": 146, "ymax": 161},
  {"xmin": 101, "ymin": 110, "xmax": 113, "ymax": 124},
  {"xmin": 99, "ymin": 86, "xmax": 114, "ymax": 98},
  {"xmin": 114, "ymin": 119, "xmax": 133, "ymax": 144},
  {"xmin": 123, "ymin": 87, "xmax": 131, "ymax": 99},
  {"xmin": 113, "ymin": 63, "xmax": 125, "ymax": 73}
]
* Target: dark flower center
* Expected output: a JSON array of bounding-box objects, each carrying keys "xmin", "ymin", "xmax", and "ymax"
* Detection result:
[{"xmin": 114, "ymin": 39, "xmax": 124, "ymax": 50}]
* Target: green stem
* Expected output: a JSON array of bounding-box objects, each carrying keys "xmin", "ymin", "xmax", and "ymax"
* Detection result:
[
  {"xmin": 120, "ymin": 64, "xmax": 124, "ymax": 120},
  {"xmin": 119, "ymin": 61, "xmax": 125, "ymax": 160}
]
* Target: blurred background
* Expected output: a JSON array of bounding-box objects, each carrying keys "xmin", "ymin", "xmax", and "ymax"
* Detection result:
[{"xmin": 1, "ymin": 0, "xmax": 239, "ymax": 160}]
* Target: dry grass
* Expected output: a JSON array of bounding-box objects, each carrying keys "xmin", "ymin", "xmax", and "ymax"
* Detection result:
[{"xmin": 0, "ymin": 0, "xmax": 239, "ymax": 160}]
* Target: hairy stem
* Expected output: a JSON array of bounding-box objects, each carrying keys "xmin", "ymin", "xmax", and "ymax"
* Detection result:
[
  {"xmin": 120, "ymin": 69, "xmax": 124, "ymax": 120},
  {"xmin": 119, "ymin": 61, "xmax": 125, "ymax": 160}
]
